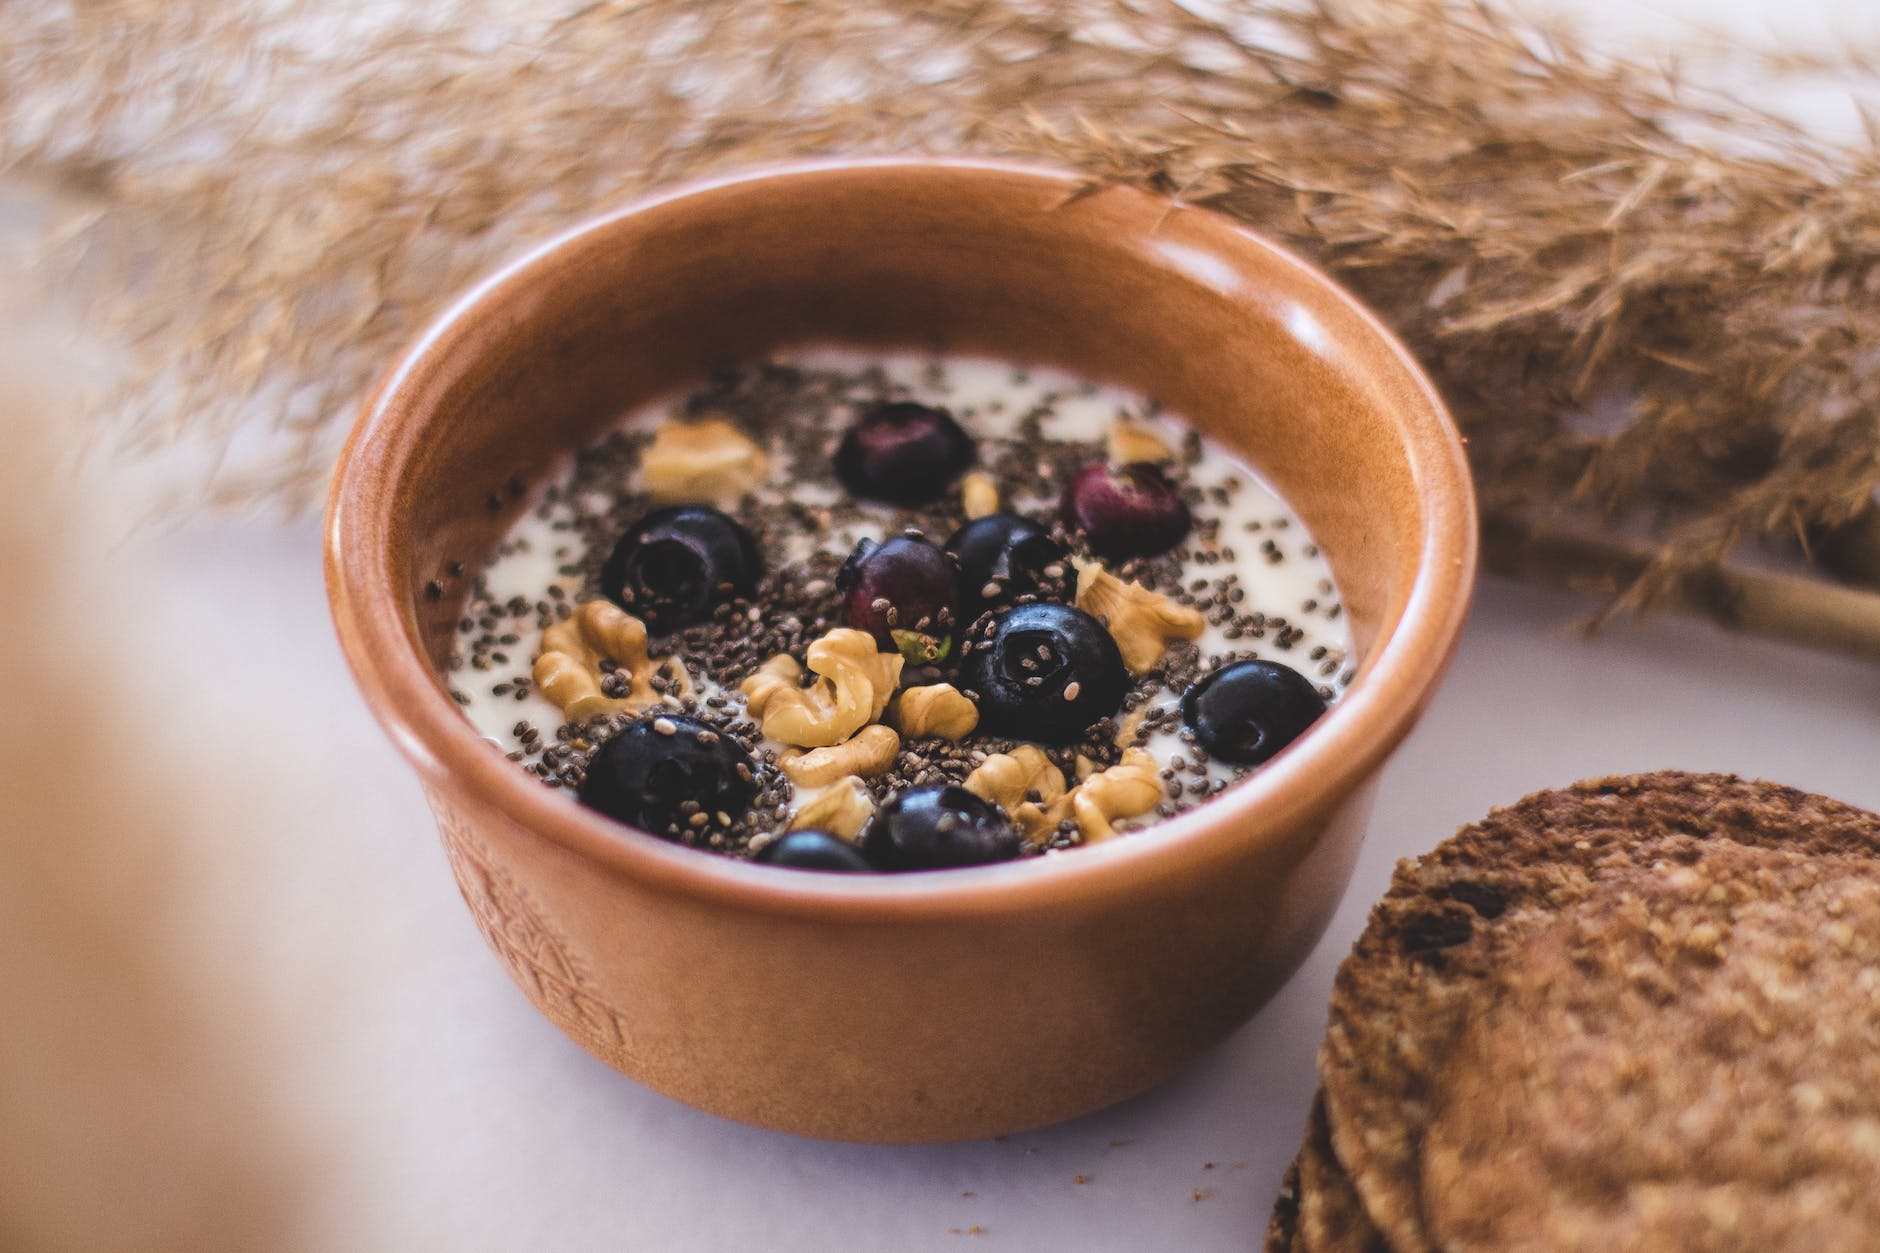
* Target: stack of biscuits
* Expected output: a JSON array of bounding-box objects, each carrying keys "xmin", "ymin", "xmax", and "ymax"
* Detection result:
[{"xmin": 1268, "ymin": 771, "xmax": 1880, "ymax": 1252}]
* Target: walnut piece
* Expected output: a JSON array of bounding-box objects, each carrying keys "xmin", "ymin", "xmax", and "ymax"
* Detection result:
[
  {"xmin": 739, "ymin": 628, "xmax": 903, "ymax": 748},
  {"xmin": 893, "ymin": 683, "xmax": 980, "ymax": 740},
  {"xmin": 960, "ymin": 470, "xmax": 1000, "ymax": 519},
  {"xmin": 641, "ymin": 414, "xmax": 769, "ymax": 502},
  {"xmin": 786, "ymin": 775, "xmax": 876, "ymax": 840},
  {"xmin": 736, "ymin": 654, "xmax": 802, "ymax": 718},
  {"xmin": 1070, "ymin": 748, "xmax": 1163, "ymax": 843},
  {"xmin": 1074, "ymin": 558, "xmax": 1206, "ymax": 674},
  {"xmin": 964, "ymin": 746, "xmax": 1068, "ymax": 842},
  {"xmin": 780, "ymin": 725, "xmax": 901, "ymax": 788},
  {"xmin": 532, "ymin": 600, "xmax": 687, "ymax": 722},
  {"xmin": 965, "ymin": 745, "xmax": 1162, "ymax": 844},
  {"xmin": 1107, "ymin": 419, "xmax": 1174, "ymax": 465},
  {"xmin": 964, "ymin": 745, "xmax": 1066, "ymax": 809}
]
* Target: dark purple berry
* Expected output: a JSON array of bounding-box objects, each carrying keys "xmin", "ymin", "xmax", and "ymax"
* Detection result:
[
  {"xmin": 959, "ymin": 603, "xmax": 1127, "ymax": 745},
  {"xmin": 753, "ymin": 830, "xmax": 875, "ymax": 872},
  {"xmin": 836, "ymin": 535, "xmax": 958, "ymax": 664},
  {"xmin": 578, "ymin": 714, "xmax": 757, "ymax": 838},
  {"xmin": 1180, "ymin": 660, "xmax": 1327, "ymax": 766},
  {"xmin": 1059, "ymin": 461, "xmax": 1191, "ymax": 560},
  {"xmin": 944, "ymin": 513, "xmax": 1065, "ymax": 618},
  {"xmin": 860, "ymin": 785, "xmax": 1020, "ymax": 871},
  {"xmin": 833, "ymin": 401, "xmax": 975, "ymax": 506},
  {"xmin": 599, "ymin": 505, "xmax": 761, "ymax": 634}
]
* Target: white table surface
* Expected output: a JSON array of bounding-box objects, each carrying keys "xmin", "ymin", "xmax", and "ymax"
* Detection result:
[{"xmin": 4, "ymin": 2, "xmax": 1877, "ymax": 1250}]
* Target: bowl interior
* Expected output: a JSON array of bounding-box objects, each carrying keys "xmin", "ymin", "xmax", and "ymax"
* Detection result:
[{"xmin": 336, "ymin": 159, "xmax": 1473, "ymax": 890}]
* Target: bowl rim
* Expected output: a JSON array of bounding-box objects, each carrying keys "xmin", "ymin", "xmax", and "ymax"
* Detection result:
[{"xmin": 325, "ymin": 155, "xmax": 1477, "ymax": 922}]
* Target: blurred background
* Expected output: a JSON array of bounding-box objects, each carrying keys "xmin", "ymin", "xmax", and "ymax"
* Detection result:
[{"xmin": 3, "ymin": 2, "xmax": 1877, "ymax": 1250}]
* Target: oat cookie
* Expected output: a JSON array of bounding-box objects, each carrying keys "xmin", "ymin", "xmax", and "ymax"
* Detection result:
[
  {"xmin": 1421, "ymin": 841, "xmax": 1880, "ymax": 1252},
  {"xmin": 1264, "ymin": 1154, "xmax": 1302, "ymax": 1253},
  {"xmin": 1316, "ymin": 772, "xmax": 1880, "ymax": 1252},
  {"xmin": 1292, "ymin": 1093, "xmax": 1390, "ymax": 1253}
]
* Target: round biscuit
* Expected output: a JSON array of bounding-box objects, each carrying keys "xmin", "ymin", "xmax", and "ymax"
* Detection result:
[
  {"xmin": 1317, "ymin": 771, "xmax": 1880, "ymax": 1251},
  {"xmin": 1421, "ymin": 841, "xmax": 1880, "ymax": 1251}
]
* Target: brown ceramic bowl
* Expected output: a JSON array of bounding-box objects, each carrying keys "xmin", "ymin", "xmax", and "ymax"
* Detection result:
[{"xmin": 325, "ymin": 158, "xmax": 1475, "ymax": 1143}]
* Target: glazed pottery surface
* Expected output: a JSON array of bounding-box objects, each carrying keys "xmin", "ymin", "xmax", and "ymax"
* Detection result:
[{"xmin": 325, "ymin": 159, "xmax": 1476, "ymax": 1142}]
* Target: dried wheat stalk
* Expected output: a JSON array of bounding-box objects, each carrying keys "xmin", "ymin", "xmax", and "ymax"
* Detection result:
[{"xmin": 4, "ymin": 0, "xmax": 1879, "ymax": 651}]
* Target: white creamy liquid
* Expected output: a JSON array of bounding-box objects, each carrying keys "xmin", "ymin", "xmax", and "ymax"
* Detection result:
[{"xmin": 448, "ymin": 350, "xmax": 1355, "ymax": 829}]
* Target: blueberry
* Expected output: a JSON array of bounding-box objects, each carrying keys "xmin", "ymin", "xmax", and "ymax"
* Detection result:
[
  {"xmin": 836, "ymin": 535, "xmax": 959, "ymax": 664},
  {"xmin": 599, "ymin": 505, "xmax": 761, "ymax": 634},
  {"xmin": 1059, "ymin": 461, "xmax": 1191, "ymax": 560},
  {"xmin": 1180, "ymin": 660, "xmax": 1328, "ymax": 766},
  {"xmin": 578, "ymin": 714, "xmax": 757, "ymax": 838},
  {"xmin": 753, "ymin": 830, "xmax": 876, "ymax": 872},
  {"xmin": 959, "ymin": 603, "xmax": 1128, "ymax": 745},
  {"xmin": 833, "ymin": 401, "xmax": 975, "ymax": 506},
  {"xmin": 860, "ymin": 785, "xmax": 1021, "ymax": 871},
  {"xmin": 944, "ymin": 513, "xmax": 1065, "ymax": 619}
]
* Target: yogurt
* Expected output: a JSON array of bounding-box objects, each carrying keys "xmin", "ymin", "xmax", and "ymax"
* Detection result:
[{"xmin": 443, "ymin": 351, "xmax": 1355, "ymax": 850}]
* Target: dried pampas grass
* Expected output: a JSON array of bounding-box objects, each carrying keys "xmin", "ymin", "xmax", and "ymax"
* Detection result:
[{"xmin": 4, "ymin": 0, "xmax": 1880, "ymax": 650}]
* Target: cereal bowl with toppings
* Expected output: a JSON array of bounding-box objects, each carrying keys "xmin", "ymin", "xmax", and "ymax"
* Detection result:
[
  {"xmin": 452, "ymin": 351, "xmax": 1358, "ymax": 866},
  {"xmin": 325, "ymin": 159, "xmax": 1476, "ymax": 1141}
]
